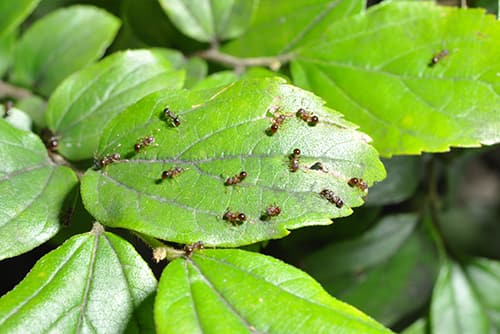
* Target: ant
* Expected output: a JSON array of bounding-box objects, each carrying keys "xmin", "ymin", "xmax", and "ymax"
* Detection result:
[
  {"xmin": 225, "ymin": 171, "xmax": 247, "ymax": 186},
  {"xmin": 266, "ymin": 113, "xmax": 288, "ymax": 135},
  {"xmin": 223, "ymin": 209, "xmax": 247, "ymax": 225},
  {"xmin": 161, "ymin": 167, "xmax": 186, "ymax": 180},
  {"xmin": 348, "ymin": 177, "xmax": 368, "ymax": 192},
  {"xmin": 429, "ymin": 49, "xmax": 449, "ymax": 67},
  {"xmin": 289, "ymin": 148, "xmax": 301, "ymax": 172},
  {"xmin": 320, "ymin": 189, "xmax": 344, "ymax": 208},
  {"xmin": 183, "ymin": 241, "xmax": 204, "ymax": 257},
  {"xmin": 134, "ymin": 135, "xmax": 156, "ymax": 153},
  {"xmin": 296, "ymin": 108, "xmax": 319, "ymax": 126},
  {"xmin": 163, "ymin": 107, "xmax": 180, "ymax": 127},
  {"xmin": 95, "ymin": 153, "xmax": 121, "ymax": 170},
  {"xmin": 261, "ymin": 204, "xmax": 281, "ymax": 220},
  {"xmin": 41, "ymin": 129, "xmax": 59, "ymax": 152}
]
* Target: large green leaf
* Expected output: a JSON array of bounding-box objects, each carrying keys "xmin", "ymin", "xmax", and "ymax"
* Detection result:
[
  {"xmin": 159, "ymin": 0, "xmax": 258, "ymax": 42},
  {"xmin": 0, "ymin": 31, "xmax": 15, "ymax": 78},
  {"xmin": 45, "ymin": 49, "xmax": 185, "ymax": 161},
  {"xmin": 81, "ymin": 78, "xmax": 385, "ymax": 247},
  {"xmin": 0, "ymin": 0, "xmax": 40, "ymax": 38},
  {"xmin": 0, "ymin": 120, "xmax": 77, "ymax": 260},
  {"xmin": 0, "ymin": 225, "xmax": 156, "ymax": 333},
  {"xmin": 155, "ymin": 249, "xmax": 392, "ymax": 333},
  {"xmin": 10, "ymin": 5, "xmax": 121, "ymax": 96},
  {"xmin": 222, "ymin": 0, "xmax": 365, "ymax": 57},
  {"xmin": 292, "ymin": 2, "xmax": 500, "ymax": 156}
]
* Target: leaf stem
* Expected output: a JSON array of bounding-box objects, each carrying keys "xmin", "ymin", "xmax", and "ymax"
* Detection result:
[{"xmin": 132, "ymin": 231, "xmax": 185, "ymax": 262}]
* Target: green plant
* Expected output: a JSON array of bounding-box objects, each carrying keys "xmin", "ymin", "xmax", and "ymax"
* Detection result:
[{"xmin": 0, "ymin": 0, "xmax": 499, "ymax": 333}]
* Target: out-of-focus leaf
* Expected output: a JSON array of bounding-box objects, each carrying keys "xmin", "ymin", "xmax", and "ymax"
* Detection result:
[
  {"xmin": 0, "ymin": 31, "xmax": 15, "ymax": 77},
  {"xmin": 0, "ymin": 225, "xmax": 156, "ymax": 333},
  {"xmin": 15, "ymin": 95, "xmax": 46, "ymax": 129},
  {"xmin": 3, "ymin": 107, "xmax": 32, "ymax": 131},
  {"xmin": 45, "ymin": 49, "xmax": 185, "ymax": 161},
  {"xmin": 0, "ymin": 120, "xmax": 78, "ymax": 260},
  {"xmin": 366, "ymin": 156, "xmax": 421, "ymax": 206},
  {"xmin": 222, "ymin": 0, "xmax": 365, "ymax": 57},
  {"xmin": 430, "ymin": 259, "xmax": 494, "ymax": 334},
  {"xmin": 155, "ymin": 249, "xmax": 393, "ymax": 333},
  {"xmin": 191, "ymin": 70, "xmax": 238, "ymax": 90},
  {"xmin": 159, "ymin": 0, "xmax": 259, "ymax": 42},
  {"xmin": 0, "ymin": 0, "xmax": 40, "ymax": 37},
  {"xmin": 183, "ymin": 57, "xmax": 208, "ymax": 88},
  {"xmin": 10, "ymin": 5, "xmax": 121, "ymax": 96},
  {"xmin": 401, "ymin": 319, "xmax": 427, "ymax": 334},
  {"xmin": 292, "ymin": 2, "xmax": 500, "ymax": 156},
  {"xmin": 81, "ymin": 78, "xmax": 385, "ymax": 247}
]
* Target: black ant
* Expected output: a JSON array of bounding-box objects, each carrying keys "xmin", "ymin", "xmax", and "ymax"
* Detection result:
[
  {"xmin": 296, "ymin": 108, "xmax": 319, "ymax": 126},
  {"xmin": 348, "ymin": 177, "xmax": 368, "ymax": 192},
  {"xmin": 261, "ymin": 204, "xmax": 281, "ymax": 220},
  {"xmin": 95, "ymin": 153, "xmax": 121, "ymax": 170},
  {"xmin": 223, "ymin": 209, "xmax": 247, "ymax": 225},
  {"xmin": 164, "ymin": 107, "xmax": 180, "ymax": 127},
  {"xmin": 134, "ymin": 135, "xmax": 156, "ymax": 153},
  {"xmin": 225, "ymin": 171, "xmax": 247, "ymax": 186},
  {"xmin": 320, "ymin": 189, "xmax": 344, "ymax": 208},
  {"xmin": 289, "ymin": 148, "xmax": 301, "ymax": 172},
  {"xmin": 41, "ymin": 129, "xmax": 59, "ymax": 152},
  {"xmin": 161, "ymin": 167, "xmax": 186, "ymax": 179},
  {"xmin": 429, "ymin": 49, "xmax": 449, "ymax": 67},
  {"xmin": 184, "ymin": 241, "xmax": 204, "ymax": 257}
]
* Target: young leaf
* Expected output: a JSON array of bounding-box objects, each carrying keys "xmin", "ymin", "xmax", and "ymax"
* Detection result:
[
  {"xmin": 81, "ymin": 78, "xmax": 386, "ymax": 247},
  {"xmin": 292, "ymin": 2, "xmax": 500, "ymax": 156},
  {"xmin": 0, "ymin": 225, "xmax": 157, "ymax": 333},
  {"xmin": 222, "ymin": 0, "xmax": 365, "ymax": 57},
  {"xmin": 0, "ymin": 0, "xmax": 40, "ymax": 38},
  {"xmin": 155, "ymin": 249, "xmax": 393, "ymax": 333},
  {"xmin": 0, "ymin": 120, "xmax": 78, "ymax": 260},
  {"xmin": 159, "ymin": 0, "xmax": 258, "ymax": 42},
  {"xmin": 10, "ymin": 5, "xmax": 121, "ymax": 96},
  {"xmin": 45, "ymin": 49, "xmax": 185, "ymax": 161}
]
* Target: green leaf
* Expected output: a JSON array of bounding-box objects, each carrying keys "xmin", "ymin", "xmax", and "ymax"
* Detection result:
[
  {"xmin": 159, "ymin": 0, "xmax": 259, "ymax": 42},
  {"xmin": 81, "ymin": 78, "xmax": 385, "ymax": 247},
  {"xmin": 15, "ymin": 95, "xmax": 47, "ymax": 129},
  {"xmin": 45, "ymin": 49, "xmax": 185, "ymax": 161},
  {"xmin": 0, "ymin": 120, "xmax": 78, "ymax": 260},
  {"xmin": 184, "ymin": 57, "xmax": 208, "ymax": 88},
  {"xmin": 155, "ymin": 249, "xmax": 393, "ymax": 333},
  {"xmin": 10, "ymin": 5, "xmax": 121, "ymax": 96},
  {"xmin": 430, "ymin": 259, "xmax": 494, "ymax": 334},
  {"xmin": 0, "ymin": 225, "xmax": 156, "ymax": 333},
  {"xmin": 222, "ymin": 0, "xmax": 365, "ymax": 57},
  {"xmin": 401, "ymin": 319, "xmax": 427, "ymax": 334},
  {"xmin": 292, "ymin": 2, "xmax": 500, "ymax": 156},
  {"xmin": 0, "ymin": 31, "xmax": 15, "ymax": 77},
  {"xmin": 191, "ymin": 70, "xmax": 239, "ymax": 90},
  {"xmin": 0, "ymin": 0, "xmax": 40, "ymax": 38}
]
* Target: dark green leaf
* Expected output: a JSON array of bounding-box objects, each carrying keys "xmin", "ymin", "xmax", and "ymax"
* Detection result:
[
  {"xmin": 155, "ymin": 249, "xmax": 393, "ymax": 333},
  {"xmin": 0, "ymin": 225, "xmax": 156, "ymax": 333},
  {"xmin": 0, "ymin": 31, "xmax": 15, "ymax": 77},
  {"xmin": 159, "ymin": 0, "xmax": 258, "ymax": 42},
  {"xmin": 0, "ymin": 0, "xmax": 40, "ymax": 37},
  {"xmin": 10, "ymin": 5, "xmax": 121, "ymax": 96},
  {"xmin": 81, "ymin": 78, "xmax": 385, "ymax": 247},
  {"xmin": 45, "ymin": 49, "xmax": 185, "ymax": 161},
  {"xmin": 222, "ymin": 0, "xmax": 365, "ymax": 57},
  {"xmin": 0, "ymin": 119, "xmax": 78, "ymax": 260},
  {"xmin": 292, "ymin": 2, "xmax": 500, "ymax": 156}
]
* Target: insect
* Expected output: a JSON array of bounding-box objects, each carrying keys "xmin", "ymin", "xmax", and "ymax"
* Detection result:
[
  {"xmin": 320, "ymin": 189, "xmax": 344, "ymax": 208},
  {"xmin": 348, "ymin": 177, "xmax": 368, "ymax": 192},
  {"xmin": 223, "ymin": 209, "xmax": 247, "ymax": 225},
  {"xmin": 96, "ymin": 153, "xmax": 121, "ymax": 169},
  {"xmin": 225, "ymin": 171, "xmax": 247, "ymax": 186},
  {"xmin": 429, "ymin": 49, "xmax": 449, "ymax": 67},
  {"xmin": 296, "ymin": 108, "xmax": 319, "ymax": 126},
  {"xmin": 164, "ymin": 107, "xmax": 180, "ymax": 127},
  {"xmin": 266, "ymin": 113, "xmax": 288, "ymax": 135},
  {"xmin": 289, "ymin": 148, "xmax": 301, "ymax": 172},
  {"xmin": 261, "ymin": 204, "xmax": 281, "ymax": 220},
  {"xmin": 134, "ymin": 135, "xmax": 156, "ymax": 153},
  {"xmin": 184, "ymin": 241, "xmax": 204, "ymax": 257},
  {"xmin": 161, "ymin": 167, "xmax": 186, "ymax": 179}
]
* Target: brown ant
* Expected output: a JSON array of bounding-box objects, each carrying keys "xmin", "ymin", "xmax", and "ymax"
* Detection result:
[
  {"xmin": 261, "ymin": 204, "xmax": 281, "ymax": 220},
  {"xmin": 266, "ymin": 113, "xmax": 289, "ymax": 135},
  {"xmin": 164, "ymin": 107, "xmax": 180, "ymax": 127},
  {"xmin": 95, "ymin": 153, "xmax": 121, "ymax": 170},
  {"xmin": 223, "ymin": 209, "xmax": 247, "ymax": 225},
  {"xmin": 348, "ymin": 177, "xmax": 368, "ymax": 192},
  {"xmin": 183, "ymin": 241, "xmax": 204, "ymax": 257},
  {"xmin": 225, "ymin": 171, "xmax": 247, "ymax": 186},
  {"xmin": 41, "ymin": 129, "xmax": 59, "ymax": 152},
  {"xmin": 134, "ymin": 135, "xmax": 156, "ymax": 153},
  {"xmin": 296, "ymin": 108, "xmax": 319, "ymax": 126},
  {"xmin": 289, "ymin": 148, "xmax": 301, "ymax": 172},
  {"xmin": 320, "ymin": 189, "xmax": 344, "ymax": 208},
  {"xmin": 429, "ymin": 49, "xmax": 449, "ymax": 67},
  {"xmin": 161, "ymin": 167, "xmax": 186, "ymax": 180}
]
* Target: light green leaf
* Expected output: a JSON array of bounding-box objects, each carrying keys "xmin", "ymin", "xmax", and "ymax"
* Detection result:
[
  {"xmin": 159, "ymin": 0, "xmax": 259, "ymax": 42},
  {"xmin": 0, "ymin": 0, "xmax": 40, "ymax": 38},
  {"xmin": 45, "ymin": 49, "xmax": 185, "ymax": 161},
  {"xmin": 15, "ymin": 95, "xmax": 46, "ymax": 129},
  {"xmin": 184, "ymin": 57, "xmax": 208, "ymax": 88},
  {"xmin": 0, "ymin": 31, "xmax": 15, "ymax": 77},
  {"xmin": 0, "ymin": 119, "xmax": 77, "ymax": 260},
  {"xmin": 10, "ymin": 5, "xmax": 121, "ymax": 96},
  {"xmin": 191, "ymin": 70, "xmax": 239, "ymax": 90},
  {"xmin": 401, "ymin": 319, "xmax": 427, "ymax": 334},
  {"xmin": 0, "ymin": 225, "xmax": 156, "ymax": 333},
  {"xmin": 81, "ymin": 78, "xmax": 385, "ymax": 247},
  {"xmin": 292, "ymin": 2, "xmax": 500, "ymax": 156},
  {"xmin": 222, "ymin": 0, "xmax": 365, "ymax": 57},
  {"xmin": 155, "ymin": 249, "xmax": 393, "ymax": 333}
]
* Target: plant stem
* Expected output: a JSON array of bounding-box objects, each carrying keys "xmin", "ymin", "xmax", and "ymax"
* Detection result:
[
  {"xmin": 0, "ymin": 80, "xmax": 34, "ymax": 100},
  {"xmin": 132, "ymin": 231, "xmax": 185, "ymax": 262}
]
